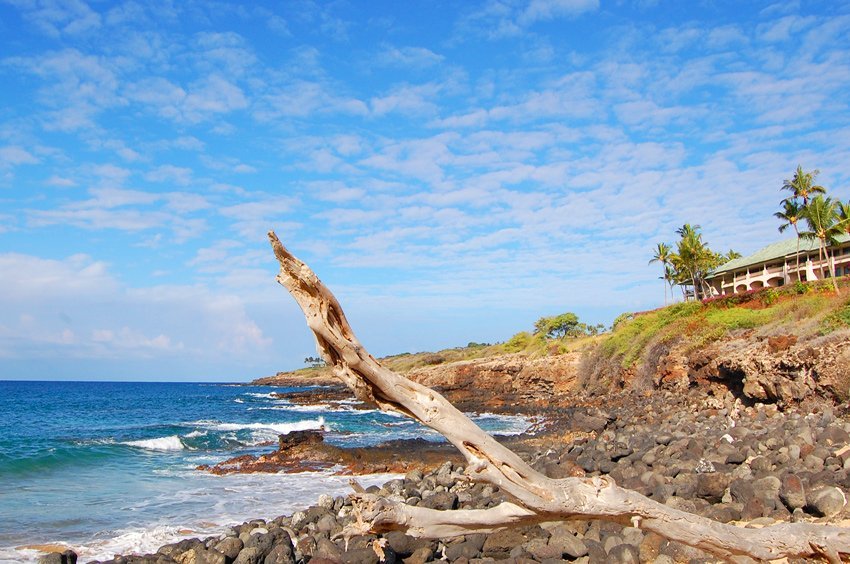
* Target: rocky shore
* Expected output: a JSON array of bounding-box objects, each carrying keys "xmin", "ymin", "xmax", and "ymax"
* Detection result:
[{"xmin": 44, "ymin": 384, "xmax": 850, "ymax": 564}]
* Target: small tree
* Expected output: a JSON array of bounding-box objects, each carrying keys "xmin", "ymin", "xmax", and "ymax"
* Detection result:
[
  {"xmin": 533, "ymin": 312, "xmax": 580, "ymax": 338},
  {"xmin": 304, "ymin": 356, "xmax": 326, "ymax": 368}
]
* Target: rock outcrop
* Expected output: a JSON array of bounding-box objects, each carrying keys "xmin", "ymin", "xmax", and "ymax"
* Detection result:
[
  {"xmin": 677, "ymin": 329, "xmax": 850, "ymax": 406},
  {"xmin": 406, "ymin": 352, "xmax": 581, "ymax": 412},
  {"xmin": 254, "ymin": 329, "xmax": 850, "ymax": 412}
]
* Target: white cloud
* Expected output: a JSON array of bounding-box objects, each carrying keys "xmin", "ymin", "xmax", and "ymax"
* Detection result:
[
  {"xmin": 376, "ymin": 45, "xmax": 444, "ymax": 68},
  {"xmin": 145, "ymin": 164, "xmax": 194, "ymax": 186},
  {"xmin": 46, "ymin": 175, "xmax": 77, "ymax": 187},
  {"xmin": 125, "ymin": 75, "xmax": 248, "ymax": 123},
  {"xmin": 0, "ymin": 252, "xmax": 272, "ymax": 361},
  {"xmin": 0, "ymin": 145, "xmax": 39, "ymax": 168},
  {"xmin": 370, "ymin": 83, "xmax": 441, "ymax": 116},
  {"xmin": 518, "ymin": 0, "xmax": 599, "ymax": 25},
  {"xmin": 256, "ymin": 81, "xmax": 368, "ymax": 120},
  {"xmin": 756, "ymin": 14, "xmax": 816, "ymax": 43},
  {"xmin": 458, "ymin": 0, "xmax": 598, "ymax": 40},
  {"xmin": 11, "ymin": 0, "xmax": 102, "ymax": 38}
]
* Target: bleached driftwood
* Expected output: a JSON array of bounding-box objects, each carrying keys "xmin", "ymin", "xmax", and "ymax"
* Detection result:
[{"xmin": 268, "ymin": 231, "xmax": 850, "ymax": 562}]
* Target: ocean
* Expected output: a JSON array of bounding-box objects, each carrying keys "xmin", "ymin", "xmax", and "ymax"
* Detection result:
[{"xmin": 0, "ymin": 381, "xmax": 533, "ymax": 563}]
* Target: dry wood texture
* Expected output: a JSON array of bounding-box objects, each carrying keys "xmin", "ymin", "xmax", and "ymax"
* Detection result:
[{"xmin": 269, "ymin": 231, "xmax": 850, "ymax": 562}]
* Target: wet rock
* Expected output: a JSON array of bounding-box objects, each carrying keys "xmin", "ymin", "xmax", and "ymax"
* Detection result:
[
  {"xmin": 313, "ymin": 538, "xmax": 343, "ymax": 561},
  {"xmin": 316, "ymin": 514, "xmax": 340, "ymax": 535},
  {"xmin": 233, "ymin": 547, "xmax": 262, "ymax": 564},
  {"xmin": 264, "ymin": 541, "xmax": 295, "ymax": 564},
  {"xmin": 243, "ymin": 530, "xmax": 290, "ymax": 563},
  {"xmin": 213, "ymin": 537, "xmax": 243, "ymax": 560},
  {"xmin": 159, "ymin": 539, "xmax": 204, "ymax": 560},
  {"xmin": 38, "ymin": 551, "xmax": 77, "ymax": 564}
]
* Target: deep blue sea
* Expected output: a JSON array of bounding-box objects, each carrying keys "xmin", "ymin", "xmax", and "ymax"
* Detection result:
[{"xmin": 0, "ymin": 381, "xmax": 532, "ymax": 563}]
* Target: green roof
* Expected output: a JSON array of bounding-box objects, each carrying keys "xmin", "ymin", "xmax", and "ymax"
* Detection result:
[{"xmin": 708, "ymin": 233, "xmax": 850, "ymax": 278}]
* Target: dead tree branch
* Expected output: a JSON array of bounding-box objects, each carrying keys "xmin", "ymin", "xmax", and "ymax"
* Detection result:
[{"xmin": 269, "ymin": 231, "xmax": 850, "ymax": 562}]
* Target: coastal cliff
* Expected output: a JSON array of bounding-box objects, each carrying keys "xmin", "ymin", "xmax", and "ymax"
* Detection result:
[{"xmin": 253, "ymin": 284, "xmax": 850, "ymax": 410}]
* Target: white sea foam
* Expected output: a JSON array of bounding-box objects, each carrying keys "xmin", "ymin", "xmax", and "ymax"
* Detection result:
[
  {"xmin": 470, "ymin": 412, "xmax": 537, "ymax": 435},
  {"xmin": 206, "ymin": 417, "xmax": 326, "ymax": 435},
  {"xmin": 123, "ymin": 436, "xmax": 185, "ymax": 451},
  {"xmin": 183, "ymin": 430, "xmax": 206, "ymax": 438},
  {"xmin": 244, "ymin": 392, "xmax": 279, "ymax": 399},
  {"xmin": 234, "ymin": 398, "xmax": 244, "ymax": 403}
]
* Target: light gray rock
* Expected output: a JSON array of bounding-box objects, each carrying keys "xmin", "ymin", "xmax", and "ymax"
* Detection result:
[{"xmin": 808, "ymin": 486, "xmax": 847, "ymax": 518}]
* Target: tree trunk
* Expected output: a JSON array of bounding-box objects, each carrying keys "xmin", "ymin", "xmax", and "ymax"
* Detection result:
[
  {"xmin": 794, "ymin": 226, "xmax": 801, "ymax": 282},
  {"xmin": 268, "ymin": 231, "xmax": 850, "ymax": 562},
  {"xmin": 826, "ymin": 246, "xmax": 841, "ymax": 294}
]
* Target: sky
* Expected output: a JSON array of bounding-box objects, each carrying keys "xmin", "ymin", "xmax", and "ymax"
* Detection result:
[{"xmin": 1, "ymin": 0, "xmax": 849, "ymax": 381}]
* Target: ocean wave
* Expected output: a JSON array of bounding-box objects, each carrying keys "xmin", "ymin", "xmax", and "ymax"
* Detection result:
[
  {"xmin": 470, "ymin": 413, "xmax": 538, "ymax": 435},
  {"xmin": 123, "ymin": 436, "xmax": 185, "ymax": 451},
  {"xmin": 203, "ymin": 417, "xmax": 326, "ymax": 435}
]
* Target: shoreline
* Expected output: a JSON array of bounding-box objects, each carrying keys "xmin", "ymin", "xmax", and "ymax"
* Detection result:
[{"xmin": 31, "ymin": 388, "xmax": 850, "ymax": 564}]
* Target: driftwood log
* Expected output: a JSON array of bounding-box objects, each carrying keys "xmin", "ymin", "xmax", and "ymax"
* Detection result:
[{"xmin": 268, "ymin": 231, "xmax": 850, "ymax": 563}]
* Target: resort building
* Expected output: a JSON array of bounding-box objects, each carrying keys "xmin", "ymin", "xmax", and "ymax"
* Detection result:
[{"xmin": 705, "ymin": 234, "xmax": 850, "ymax": 296}]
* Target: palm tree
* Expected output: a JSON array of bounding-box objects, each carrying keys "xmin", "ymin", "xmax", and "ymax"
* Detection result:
[
  {"xmin": 649, "ymin": 242, "xmax": 673, "ymax": 306},
  {"xmin": 782, "ymin": 165, "xmax": 826, "ymax": 206},
  {"xmin": 774, "ymin": 198, "xmax": 803, "ymax": 281},
  {"xmin": 838, "ymin": 201, "xmax": 850, "ymax": 236},
  {"xmin": 723, "ymin": 249, "xmax": 742, "ymax": 261},
  {"xmin": 800, "ymin": 195, "xmax": 842, "ymax": 293},
  {"xmin": 672, "ymin": 224, "xmax": 723, "ymax": 300}
]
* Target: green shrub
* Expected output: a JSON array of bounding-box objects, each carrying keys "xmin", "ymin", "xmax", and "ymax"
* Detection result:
[
  {"xmin": 793, "ymin": 280, "xmax": 810, "ymax": 294},
  {"xmin": 503, "ymin": 331, "xmax": 534, "ymax": 352},
  {"xmin": 760, "ymin": 288, "xmax": 779, "ymax": 306}
]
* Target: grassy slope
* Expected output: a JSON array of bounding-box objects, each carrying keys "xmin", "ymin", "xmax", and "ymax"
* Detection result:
[
  {"xmin": 602, "ymin": 280, "xmax": 850, "ymax": 370},
  {"xmin": 263, "ymin": 279, "xmax": 850, "ymax": 383}
]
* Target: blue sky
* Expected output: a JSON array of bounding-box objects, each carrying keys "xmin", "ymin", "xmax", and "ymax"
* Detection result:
[{"xmin": 1, "ymin": 0, "xmax": 849, "ymax": 381}]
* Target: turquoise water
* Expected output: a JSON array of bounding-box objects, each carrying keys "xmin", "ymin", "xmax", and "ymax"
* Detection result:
[{"xmin": 0, "ymin": 381, "xmax": 531, "ymax": 562}]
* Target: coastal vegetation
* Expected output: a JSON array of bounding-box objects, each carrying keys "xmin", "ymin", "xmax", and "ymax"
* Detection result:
[
  {"xmin": 654, "ymin": 165, "xmax": 849, "ymax": 300},
  {"xmin": 649, "ymin": 224, "xmax": 739, "ymax": 302},
  {"xmin": 600, "ymin": 278, "xmax": 850, "ymax": 371}
]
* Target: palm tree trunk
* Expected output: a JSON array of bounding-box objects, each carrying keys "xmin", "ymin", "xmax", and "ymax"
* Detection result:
[
  {"xmin": 827, "ymin": 247, "xmax": 840, "ymax": 294},
  {"xmin": 793, "ymin": 226, "xmax": 800, "ymax": 281}
]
